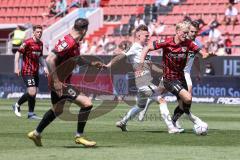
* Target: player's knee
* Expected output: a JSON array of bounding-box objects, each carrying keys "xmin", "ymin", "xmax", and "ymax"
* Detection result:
[
  {"xmin": 27, "ymin": 88, "xmax": 37, "ymax": 97},
  {"xmin": 184, "ymin": 95, "xmax": 192, "ymax": 104},
  {"xmin": 28, "ymin": 90, "xmax": 36, "ymax": 97},
  {"xmin": 52, "ymin": 107, "xmax": 63, "ymax": 116},
  {"xmin": 83, "ymin": 100, "xmax": 92, "ymax": 108},
  {"xmin": 158, "ymin": 98, "xmax": 166, "ymax": 104}
]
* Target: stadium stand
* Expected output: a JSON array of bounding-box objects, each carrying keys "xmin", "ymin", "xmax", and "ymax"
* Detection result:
[
  {"xmin": 87, "ymin": 0, "xmax": 240, "ymax": 55},
  {"xmin": 0, "ymin": 0, "xmax": 239, "ymax": 55}
]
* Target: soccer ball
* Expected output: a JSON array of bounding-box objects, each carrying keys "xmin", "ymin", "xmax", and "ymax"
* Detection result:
[{"xmin": 193, "ymin": 122, "xmax": 208, "ymax": 136}]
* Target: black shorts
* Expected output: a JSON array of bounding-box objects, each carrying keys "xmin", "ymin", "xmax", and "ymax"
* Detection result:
[
  {"xmin": 163, "ymin": 79, "xmax": 188, "ymax": 97},
  {"xmin": 22, "ymin": 75, "xmax": 39, "ymax": 87},
  {"xmin": 50, "ymin": 85, "xmax": 79, "ymax": 105}
]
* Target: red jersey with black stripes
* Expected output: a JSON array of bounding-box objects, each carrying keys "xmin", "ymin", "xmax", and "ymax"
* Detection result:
[
  {"xmin": 52, "ymin": 34, "xmax": 80, "ymax": 83},
  {"xmin": 18, "ymin": 38, "xmax": 43, "ymax": 76},
  {"xmin": 153, "ymin": 37, "xmax": 200, "ymax": 81},
  {"xmin": 52, "ymin": 34, "xmax": 80, "ymax": 66}
]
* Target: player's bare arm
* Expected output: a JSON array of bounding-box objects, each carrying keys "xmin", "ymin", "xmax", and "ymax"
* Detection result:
[
  {"xmin": 140, "ymin": 43, "xmax": 155, "ymax": 64},
  {"xmin": 39, "ymin": 56, "xmax": 49, "ymax": 76},
  {"xmin": 46, "ymin": 52, "xmax": 63, "ymax": 96},
  {"xmin": 104, "ymin": 53, "xmax": 127, "ymax": 68},
  {"xmin": 14, "ymin": 51, "xmax": 21, "ymax": 76},
  {"xmin": 75, "ymin": 56, "xmax": 104, "ymax": 69}
]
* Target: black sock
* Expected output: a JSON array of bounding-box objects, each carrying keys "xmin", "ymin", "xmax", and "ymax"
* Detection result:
[
  {"xmin": 183, "ymin": 103, "xmax": 191, "ymax": 115},
  {"xmin": 17, "ymin": 93, "xmax": 29, "ymax": 106},
  {"xmin": 36, "ymin": 109, "xmax": 56, "ymax": 133},
  {"xmin": 28, "ymin": 95, "xmax": 36, "ymax": 113},
  {"xmin": 77, "ymin": 106, "xmax": 93, "ymax": 134},
  {"xmin": 172, "ymin": 106, "xmax": 184, "ymax": 123}
]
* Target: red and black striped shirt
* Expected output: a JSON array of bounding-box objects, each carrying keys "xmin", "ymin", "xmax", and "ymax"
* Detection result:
[
  {"xmin": 52, "ymin": 34, "xmax": 80, "ymax": 83},
  {"xmin": 18, "ymin": 38, "xmax": 43, "ymax": 76},
  {"xmin": 153, "ymin": 37, "xmax": 200, "ymax": 81}
]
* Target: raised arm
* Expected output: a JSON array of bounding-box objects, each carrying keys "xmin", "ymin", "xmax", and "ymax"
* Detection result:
[
  {"xmin": 104, "ymin": 53, "xmax": 127, "ymax": 68},
  {"xmin": 140, "ymin": 42, "xmax": 155, "ymax": 64},
  {"xmin": 74, "ymin": 56, "xmax": 104, "ymax": 69}
]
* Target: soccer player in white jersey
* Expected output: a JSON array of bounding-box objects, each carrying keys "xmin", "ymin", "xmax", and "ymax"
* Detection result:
[{"xmin": 104, "ymin": 25, "xmax": 181, "ymax": 133}]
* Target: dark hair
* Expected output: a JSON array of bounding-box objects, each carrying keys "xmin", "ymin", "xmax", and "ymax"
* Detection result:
[
  {"xmin": 135, "ymin": 24, "xmax": 148, "ymax": 33},
  {"xmin": 191, "ymin": 20, "xmax": 200, "ymax": 29},
  {"xmin": 74, "ymin": 18, "xmax": 89, "ymax": 31},
  {"xmin": 33, "ymin": 25, "xmax": 43, "ymax": 31}
]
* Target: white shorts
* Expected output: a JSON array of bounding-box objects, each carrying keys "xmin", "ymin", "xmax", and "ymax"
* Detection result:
[{"xmin": 136, "ymin": 84, "xmax": 165, "ymax": 108}]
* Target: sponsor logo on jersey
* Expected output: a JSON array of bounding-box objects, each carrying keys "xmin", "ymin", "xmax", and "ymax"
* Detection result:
[
  {"xmin": 32, "ymin": 51, "xmax": 41, "ymax": 56},
  {"xmin": 182, "ymin": 47, "xmax": 187, "ymax": 52},
  {"xmin": 57, "ymin": 41, "xmax": 68, "ymax": 52},
  {"xmin": 168, "ymin": 53, "xmax": 186, "ymax": 58}
]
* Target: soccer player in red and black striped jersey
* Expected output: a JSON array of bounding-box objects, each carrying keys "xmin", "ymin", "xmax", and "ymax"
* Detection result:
[
  {"xmin": 13, "ymin": 25, "xmax": 48, "ymax": 119},
  {"xmin": 140, "ymin": 21, "xmax": 208, "ymax": 129},
  {"xmin": 27, "ymin": 18, "xmax": 103, "ymax": 147}
]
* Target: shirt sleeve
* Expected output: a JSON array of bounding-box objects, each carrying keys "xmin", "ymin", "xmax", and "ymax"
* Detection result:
[
  {"xmin": 52, "ymin": 38, "xmax": 71, "ymax": 57},
  {"xmin": 17, "ymin": 41, "xmax": 28, "ymax": 54},
  {"xmin": 153, "ymin": 39, "xmax": 167, "ymax": 50},
  {"xmin": 189, "ymin": 40, "xmax": 200, "ymax": 53}
]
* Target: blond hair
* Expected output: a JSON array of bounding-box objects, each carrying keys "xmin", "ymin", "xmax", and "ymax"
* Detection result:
[{"xmin": 176, "ymin": 21, "xmax": 190, "ymax": 31}]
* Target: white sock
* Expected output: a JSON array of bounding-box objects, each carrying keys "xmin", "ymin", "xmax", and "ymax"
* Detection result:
[
  {"xmin": 34, "ymin": 130, "xmax": 40, "ymax": 136},
  {"xmin": 159, "ymin": 103, "xmax": 174, "ymax": 129},
  {"xmin": 28, "ymin": 112, "xmax": 34, "ymax": 116},
  {"xmin": 75, "ymin": 132, "xmax": 83, "ymax": 137},
  {"xmin": 122, "ymin": 105, "xmax": 143, "ymax": 124},
  {"xmin": 188, "ymin": 112, "xmax": 202, "ymax": 124},
  {"xmin": 15, "ymin": 103, "xmax": 20, "ymax": 107}
]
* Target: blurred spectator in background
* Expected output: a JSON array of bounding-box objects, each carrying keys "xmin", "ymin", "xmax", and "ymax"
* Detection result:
[
  {"xmin": 155, "ymin": 21, "xmax": 166, "ymax": 36},
  {"xmin": 70, "ymin": 0, "xmax": 82, "ymax": 8},
  {"xmin": 134, "ymin": 15, "xmax": 145, "ymax": 29},
  {"xmin": 223, "ymin": 3, "xmax": 238, "ymax": 28},
  {"xmin": 88, "ymin": 0, "xmax": 100, "ymax": 8},
  {"xmin": 104, "ymin": 41, "xmax": 117, "ymax": 55},
  {"xmin": 204, "ymin": 63, "xmax": 215, "ymax": 76},
  {"xmin": 148, "ymin": 20, "xmax": 157, "ymax": 36},
  {"xmin": 98, "ymin": 35, "xmax": 109, "ymax": 48},
  {"xmin": 56, "ymin": 0, "xmax": 68, "ymax": 17},
  {"xmin": 80, "ymin": 39, "xmax": 89, "ymax": 54},
  {"xmin": 170, "ymin": 0, "xmax": 180, "ymax": 5},
  {"xmin": 224, "ymin": 32, "xmax": 232, "ymax": 55},
  {"xmin": 89, "ymin": 41, "xmax": 98, "ymax": 55},
  {"xmin": 206, "ymin": 26, "xmax": 223, "ymax": 53},
  {"xmin": 96, "ymin": 45, "xmax": 106, "ymax": 55},
  {"xmin": 156, "ymin": 0, "xmax": 169, "ymax": 6},
  {"xmin": 48, "ymin": 0, "xmax": 57, "ymax": 16},
  {"xmin": 200, "ymin": 14, "xmax": 221, "ymax": 36},
  {"xmin": 182, "ymin": 12, "xmax": 192, "ymax": 22},
  {"xmin": 11, "ymin": 26, "xmax": 26, "ymax": 54},
  {"xmin": 196, "ymin": 14, "xmax": 207, "ymax": 30}
]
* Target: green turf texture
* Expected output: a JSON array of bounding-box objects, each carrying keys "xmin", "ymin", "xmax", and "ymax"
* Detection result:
[{"xmin": 0, "ymin": 99, "xmax": 240, "ymax": 160}]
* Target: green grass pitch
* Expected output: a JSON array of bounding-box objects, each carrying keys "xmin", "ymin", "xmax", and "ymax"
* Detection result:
[{"xmin": 0, "ymin": 99, "xmax": 240, "ymax": 160}]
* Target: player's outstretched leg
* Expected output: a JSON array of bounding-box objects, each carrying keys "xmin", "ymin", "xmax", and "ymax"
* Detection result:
[
  {"xmin": 75, "ymin": 106, "xmax": 96, "ymax": 147},
  {"xmin": 116, "ymin": 105, "xmax": 143, "ymax": 132},
  {"xmin": 138, "ymin": 98, "xmax": 153, "ymax": 121},
  {"xmin": 28, "ymin": 108, "xmax": 57, "ymax": 146},
  {"xmin": 159, "ymin": 99, "xmax": 184, "ymax": 133}
]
